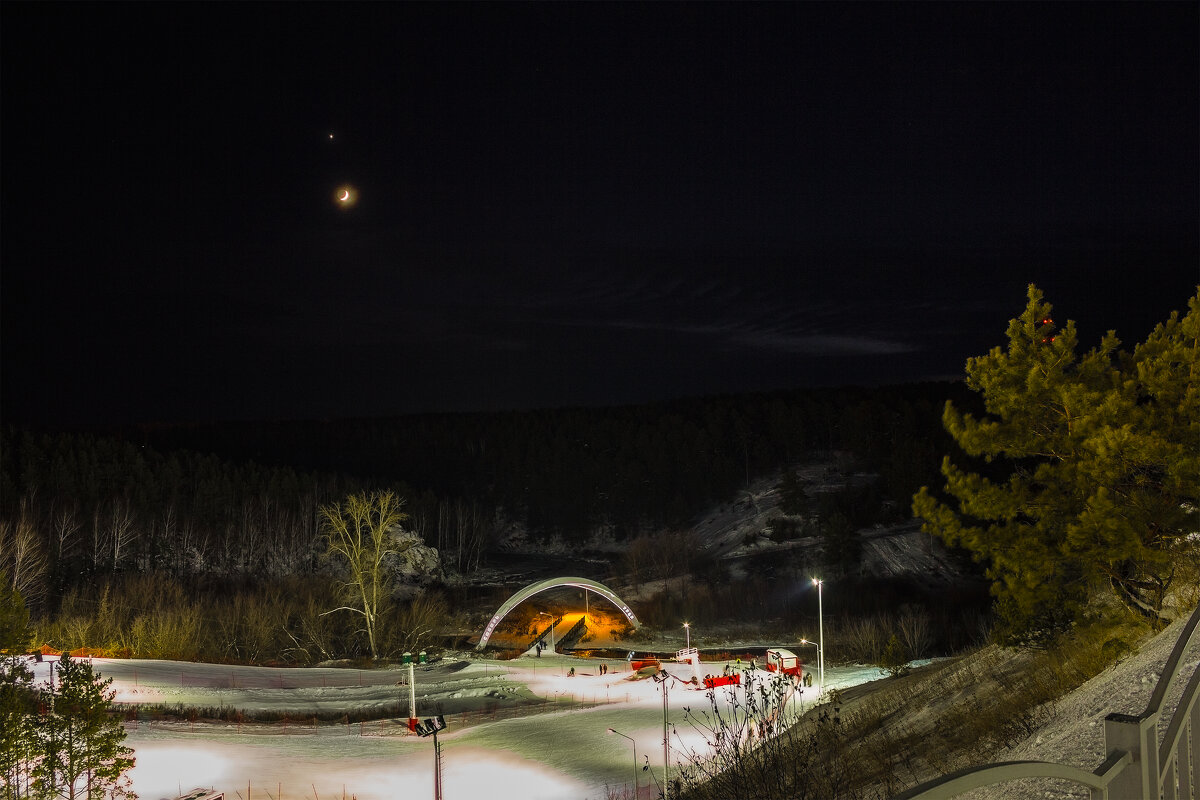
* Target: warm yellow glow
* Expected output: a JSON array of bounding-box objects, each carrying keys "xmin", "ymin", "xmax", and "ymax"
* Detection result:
[{"xmin": 334, "ymin": 185, "xmax": 358, "ymax": 209}]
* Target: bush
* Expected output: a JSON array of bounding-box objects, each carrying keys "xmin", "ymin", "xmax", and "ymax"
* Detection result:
[
  {"xmin": 37, "ymin": 573, "xmax": 455, "ymax": 665},
  {"xmin": 877, "ymin": 634, "xmax": 909, "ymax": 677}
]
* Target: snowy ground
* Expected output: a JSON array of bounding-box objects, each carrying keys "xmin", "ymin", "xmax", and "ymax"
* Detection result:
[
  {"xmin": 956, "ymin": 610, "xmax": 1200, "ymax": 800},
  {"xmin": 27, "ymin": 653, "xmax": 888, "ymax": 800}
]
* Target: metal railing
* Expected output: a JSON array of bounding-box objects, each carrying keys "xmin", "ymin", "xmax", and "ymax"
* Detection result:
[
  {"xmin": 894, "ymin": 603, "xmax": 1200, "ymax": 800},
  {"xmin": 557, "ymin": 615, "xmax": 590, "ymax": 651},
  {"xmin": 527, "ymin": 615, "xmax": 562, "ymax": 652}
]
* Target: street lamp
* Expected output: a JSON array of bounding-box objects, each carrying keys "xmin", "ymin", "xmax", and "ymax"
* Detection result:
[
  {"xmin": 683, "ymin": 622, "xmax": 690, "ymax": 651},
  {"xmin": 811, "ymin": 578, "xmax": 824, "ymax": 693},
  {"xmin": 798, "ymin": 638, "xmax": 822, "ymax": 690},
  {"xmin": 538, "ymin": 611, "xmax": 556, "ymax": 653},
  {"xmin": 607, "ymin": 728, "xmax": 638, "ymax": 798}
]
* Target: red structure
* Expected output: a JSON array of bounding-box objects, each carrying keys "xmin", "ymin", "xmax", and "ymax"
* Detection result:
[
  {"xmin": 764, "ymin": 648, "xmax": 804, "ymax": 678},
  {"xmin": 628, "ymin": 654, "xmax": 661, "ymax": 673},
  {"xmin": 702, "ymin": 673, "xmax": 740, "ymax": 689}
]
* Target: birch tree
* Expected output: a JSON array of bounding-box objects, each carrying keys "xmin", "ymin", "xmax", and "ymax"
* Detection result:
[
  {"xmin": 320, "ymin": 490, "xmax": 408, "ymax": 659},
  {"xmin": 0, "ymin": 500, "xmax": 48, "ymax": 610}
]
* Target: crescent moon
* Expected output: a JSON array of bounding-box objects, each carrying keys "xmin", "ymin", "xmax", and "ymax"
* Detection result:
[{"xmin": 339, "ymin": 190, "xmax": 350, "ymax": 201}]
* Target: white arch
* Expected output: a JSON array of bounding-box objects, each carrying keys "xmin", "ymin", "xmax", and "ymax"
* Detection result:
[{"xmin": 476, "ymin": 576, "xmax": 641, "ymax": 650}]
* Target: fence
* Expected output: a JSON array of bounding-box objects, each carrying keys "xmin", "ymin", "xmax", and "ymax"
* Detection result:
[
  {"xmin": 124, "ymin": 688, "xmax": 618, "ymax": 735},
  {"xmin": 894, "ymin": 603, "xmax": 1200, "ymax": 800}
]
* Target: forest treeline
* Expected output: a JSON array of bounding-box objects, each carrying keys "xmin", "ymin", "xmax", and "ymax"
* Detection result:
[{"xmin": 1, "ymin": 383, "xmax": 967, "ymax": 619}]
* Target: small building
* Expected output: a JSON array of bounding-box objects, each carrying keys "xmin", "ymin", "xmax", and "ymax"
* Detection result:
[{"xmin": 764, "ymin": 648, "xmax": 803, "ymax": 678}]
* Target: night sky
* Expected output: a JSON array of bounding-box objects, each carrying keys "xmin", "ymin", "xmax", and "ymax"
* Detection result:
[{"xmin": 3, "ymin": 3, "xmax": 1196, "ymax": 426}]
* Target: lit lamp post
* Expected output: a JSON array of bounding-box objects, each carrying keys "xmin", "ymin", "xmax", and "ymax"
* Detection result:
[
  {"xmin": 683, "ymin": 622, "xmax": 690, "ymax": 651},
  {"xmin": 538, "ymin": 611, "xmax": 556, "ymax": 654},
  {"xmin": 798, "ymin": 638, "xmax": 822, "ymax": 693},
  {"xmin": 607, "ymin": 727, "xmax": 638, "ymax": 798},
  {"xmin": 811, "ymin": 578, "xmax": 824, "ymax": 693}
]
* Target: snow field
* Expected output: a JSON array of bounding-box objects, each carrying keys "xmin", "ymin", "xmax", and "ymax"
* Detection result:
[{"xmin": 24, "ymin": 653, "xmax": 888, "ymax": 800}]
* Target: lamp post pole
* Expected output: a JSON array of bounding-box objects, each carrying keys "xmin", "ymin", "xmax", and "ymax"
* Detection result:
[
  {"xmin": 538, "ymin": 611, "xmax": 556, "ymax": 653},
  {"xmin": 607, "ymin": 728, "xmax": 638, "ymax": 798},
  {"xmin": 812, "ymin": 578, "xmax": 824, "ymax": 693},
  {"xmin": 683, "ymin": 621, "xmax": 690, "ymax": 651},
  {"xmin": 799, "ymin": 638, "xmax": 822, "ymax": 693},
  {"xmin": 653, "ymin": 671, "xmax": 674, "ymax": 799},
  {"xmin": 432, "ymin": 728, "xmax": 442, "ymax": 800},
  {"xmin": 663, "ymin": 676, "xmax": 670, "ymax": 799}
]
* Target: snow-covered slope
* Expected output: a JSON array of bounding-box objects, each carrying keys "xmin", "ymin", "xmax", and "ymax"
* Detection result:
[
  {"xmin": 22, "ymin": 652, "xmax": 887, "ymax": 799},
  {"xmin": 690, "ymin": 458, "xmax": 972, "ymax": 586},
  {"xmin": 953, "ymin": 610, "xmax": 1200, "ymax": 799}
]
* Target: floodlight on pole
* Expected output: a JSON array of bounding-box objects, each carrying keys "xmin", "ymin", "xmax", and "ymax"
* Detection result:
[
  {"xmin": 607, "ymin": 727, "xmax": 638, "ymax": 797},
  {"xmin": 683, "ymin": 621, "xmax": 690, "ymax": 651},
  {"xmin": 811, "ymin": 578, "xmax": 825, "ymax": 693},
  {"xmin": 414, "ymin": 715, "xmax": 447, "ymax": 800}
]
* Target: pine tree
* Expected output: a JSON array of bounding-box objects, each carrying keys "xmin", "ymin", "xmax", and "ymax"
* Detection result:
[
  {"xmin": 1, "ymin": 580, "xmax": 37, "ymax": 798},
  {"xmin": 878, "ymin": 634, "xmax": 909, "ymax": 677},
  {"xmin": 913, "ymin": 285, "xmax": 1199, "ymax": 641},
  {"xmin": 0, "ymin": 578, "xmax": 31, "ymax": 655},
  {"xmin": 777, "ymin": 469, "xmax": 809, "ymax": 516},
  {"xmin": 35, "ymin": 653, "xmax": 135, "ymax": 800}
]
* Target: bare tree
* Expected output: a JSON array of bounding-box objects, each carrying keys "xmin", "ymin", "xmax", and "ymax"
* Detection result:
[
  {"xmin": 0, "ymin": 500, "xmax": 48, "ymax": 609},
  {"xmin": 898, "ymin": 607, "xmax": 933, "ymax": 660},
  {"xmin": 675, "ymin": 671, "xmax": 855, "ymax": 800},
  {"xmin": 91, "ymin": 499, "xmax": 137, "ymax": 572},
  {"xmin": 146, "ymin": 503, "xmax": 179, "ymax": 572},
  {"xmin": 51, "ymin": 503, "xmax": 81, "ymax": 565},
  {"xmin": 387, "ymin": 591, "xmax": 449, "ymax": 656},
  {"xmin": 841, "ymin": 615, "xmax": 890, "ymax": 664},
  {"xmin": 320, "ymin": 490, "xmax": 408, "ymax": 660}
]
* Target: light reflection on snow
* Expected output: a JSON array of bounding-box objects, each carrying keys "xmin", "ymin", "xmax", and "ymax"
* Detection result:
[
  {"xmin": 68, "ymin": 652, "xmax": 888, "ymax": 799},
  {"xmin": 124, "ymin": 737, "xmax": 591, "ymax": 800},
  {"xmin": 127, "ymin": 744, "xmax": 232, "ymax": 799},
  {"xmin": 444, "ymin": 748, "xmax": 591, "ymax": 800}
]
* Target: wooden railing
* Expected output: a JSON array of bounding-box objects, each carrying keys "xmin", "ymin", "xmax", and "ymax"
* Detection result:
[{"xmin": 894, "ymin": 603, "xmax": 1200, "ymax": 800}]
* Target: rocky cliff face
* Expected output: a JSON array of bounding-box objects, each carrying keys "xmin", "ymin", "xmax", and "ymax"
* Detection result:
[{"xmin": 386, "ymin": 525, "xmax": 442, "ymax": 584}]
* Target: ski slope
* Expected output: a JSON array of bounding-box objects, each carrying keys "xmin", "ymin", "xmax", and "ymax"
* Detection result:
[{"xmin": 26, "ymin": 653, "xmax": 888, "ymax": 800}]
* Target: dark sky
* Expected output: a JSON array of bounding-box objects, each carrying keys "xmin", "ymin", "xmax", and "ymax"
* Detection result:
[{"xmin": 3, "ymin": 3, "xmax": 1196, "ymax": 426}]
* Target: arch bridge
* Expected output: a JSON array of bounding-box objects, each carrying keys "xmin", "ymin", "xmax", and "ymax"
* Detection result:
[{"xmin": 476, "ymin": 577, "xmax": 640, "ymax": 650}]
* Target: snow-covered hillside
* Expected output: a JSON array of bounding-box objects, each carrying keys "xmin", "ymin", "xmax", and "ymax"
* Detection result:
[
  {"xmin": 953, "ymin": 610, "xmax": 1200, "ymax": 800},
  {"xmin": 688, "ymin": 457, "xmax": 971, "ymax": 586}
]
